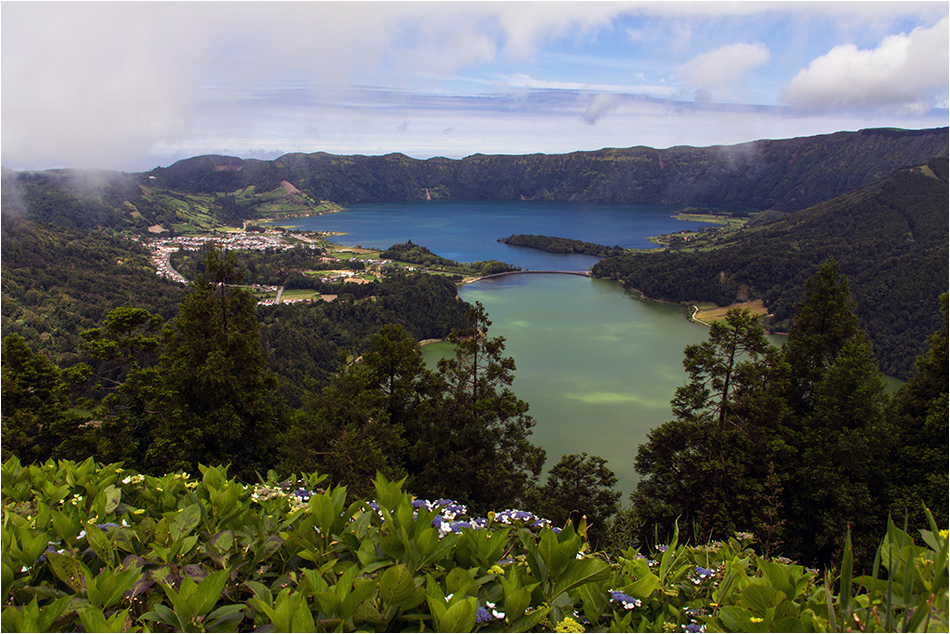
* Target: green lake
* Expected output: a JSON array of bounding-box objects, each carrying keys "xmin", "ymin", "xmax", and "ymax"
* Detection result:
[{"xmin": 422, "ymin": 273, "xmax": 715, "ymax": 500}]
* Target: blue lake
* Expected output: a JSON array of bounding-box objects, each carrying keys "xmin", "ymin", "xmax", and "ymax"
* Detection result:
[{"xmin": 273, "ymin": 199, "xmax": 716, "ymax": 271}]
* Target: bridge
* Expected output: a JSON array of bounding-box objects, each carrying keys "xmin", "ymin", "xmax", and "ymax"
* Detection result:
[{"xmin": 477, "ymin": 270, "xmax": 591, "ymax": 280}]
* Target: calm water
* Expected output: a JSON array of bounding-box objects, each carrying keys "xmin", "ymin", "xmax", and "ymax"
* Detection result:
[
  {"xmin": 277, "ymin": 201, "xmax": 776, "ymax": 499},
  {"xmin": 422, "ymin": 274, "xmax": 710, "ymax": 499},
  {"xmin": 273, "ymin": 200, "xmax": 716, "ymax": 271}
]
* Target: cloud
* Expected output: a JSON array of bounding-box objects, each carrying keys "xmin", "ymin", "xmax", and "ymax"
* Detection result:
[
  {"xmin": 583, "ymin": 93, "xmax": 621, "ymax": 124},
  {"xmin": 782, "ymin": 16, "xmax": 949, "ymax": 113},
  {"xmin": 677, "ymin": 42, "xmax": 771, "ymax": 96}
]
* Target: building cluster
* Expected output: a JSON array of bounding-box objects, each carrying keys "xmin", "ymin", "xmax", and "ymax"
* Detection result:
[{"xmin": 147, "ymin": 231, "xmax": 319, "ymax": 284}]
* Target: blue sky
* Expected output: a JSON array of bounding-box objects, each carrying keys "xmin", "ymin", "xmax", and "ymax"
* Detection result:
[{"xmin": 2, "ymin": 2, "xmax": 947, "ymax": 172}]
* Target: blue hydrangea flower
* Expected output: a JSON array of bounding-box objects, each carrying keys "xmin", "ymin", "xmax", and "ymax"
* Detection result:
[
  {"xmin": 608, "ymin": 589, "xmax": 641, "ymax": 610},
  {"xmin": 475, "ymin": 602, "xmax": 505, "ymax": 623},
  {"xmin": 694, "ymin": 566, "xmax": 714, "ymax": 581}
]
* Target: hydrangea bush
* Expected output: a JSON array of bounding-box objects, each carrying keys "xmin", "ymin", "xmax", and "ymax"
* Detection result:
[{"xmin": 2, "ymin": 456, "xmax": 947, "ymax": 632}]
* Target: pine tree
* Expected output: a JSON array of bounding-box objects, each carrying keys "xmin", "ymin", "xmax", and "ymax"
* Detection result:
[
  {"xmin": 1, "ymin": 334, "xmax": 89, "ymax": 463},
  {"xmin": 409, "ymin": 302, "xmax": 546, "ymax": 512},
  {"xmin": 885, "ymin": 293, "xmax": 949, "ymax": 533},
  {"xmin": 783, "ymin": 257, "xmax": 862, "ymax": 414},
  {"xmin": 781, "ymin": 260, "xmax": 891, "ymax": 565},
  {"xmin": 631, "ymin": 309, "xmax": 792, "ymax": 541},
  {"xmin": 148, "ymin": 247, "xmax": 287, "ymax": 481},
  {"xmin": 540, "ymin": 453, "xmax": 621, "ymax": 543}
]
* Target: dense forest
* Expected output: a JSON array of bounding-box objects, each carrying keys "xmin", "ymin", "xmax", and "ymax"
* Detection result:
[{"xmin": 593, "ymin": 159, "xmax": 950, "ymax": 379}]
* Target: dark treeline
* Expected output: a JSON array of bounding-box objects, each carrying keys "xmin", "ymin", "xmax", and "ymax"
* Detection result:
[
  {"xmin": 624, "ymin": 259, "xmax": 948, "ymax": 566},
  {"xmin": 498, "ymin": 234, "xmax": 626, "ymax": 257},
  {"xmin": 593, "ymin": 160, "xmax": 950, "ymax": 379}
]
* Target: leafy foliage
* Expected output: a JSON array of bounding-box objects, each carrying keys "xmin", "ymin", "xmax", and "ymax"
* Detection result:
[{"xmin": 2, "ymin": 457, "xmax": 947, "ymax": 633}]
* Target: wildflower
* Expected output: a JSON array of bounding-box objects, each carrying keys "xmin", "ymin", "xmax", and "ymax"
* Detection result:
[
  {"xmin": 693, "ymin": 566, "xmax": 714, "ymax": 582},
  {"xmin": 554, "ymin": 616, "xmax": 585, "ymax": 633},
  {"xmin": 475, "ymin": 606, "xmax": 493, "ymax": 624},
  {"xmin": 488, "ymin": 564, "xmax": 505, "ymax": 575},
  {"xmin": 734, "ymin": 531, "xmax": 754, "ymax": 541},
  {"xmin": 608, "ymin": 590, "xmax": 641, "ymax": 610},
  {"xmin": 655, "ymin": 543, "xmax": 669, "ymax": 553},
  {"xmin": 940, "ymin": 529, "xmax": 948, "ymax": 539},
  {"xmin": 685, "ymin": 623, "xmax": 706, "ymax": 633},
  {"xmin": 474, "ymin": 603, "xmax": 505, "ymax": 623},
  {"xmin": 96, "ymin": 523, "xmax": 121, "ymax": 530},
  {"xmin": 750, "ymin": 617, "xmax": 764, "ymax": 623}
]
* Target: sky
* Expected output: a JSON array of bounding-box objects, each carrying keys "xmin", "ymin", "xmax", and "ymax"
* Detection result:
[{"xmin": 2, "ymin": 1, "xmax": 948, "ymax": 173}]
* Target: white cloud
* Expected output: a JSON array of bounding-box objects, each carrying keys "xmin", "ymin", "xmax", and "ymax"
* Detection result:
[
  {"xmin": 782, "ymin": 15, "xmax": 949, "ymax": 112},
  {"xmin": 677, "ymin": 43, "xmax": 771, "ymax": 96},
  {"xmin": 583, "ymin": 93, "xmax": 621, "ymax": 124}
]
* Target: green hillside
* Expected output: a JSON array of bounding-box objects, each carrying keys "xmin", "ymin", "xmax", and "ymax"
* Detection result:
[
  {"xmin": 592, "ymin": 159, "xmax": 950, "ymax": 379},
  {"xmin": 149, "ymin": 127, "xmax": 948, "ymax": 211}
]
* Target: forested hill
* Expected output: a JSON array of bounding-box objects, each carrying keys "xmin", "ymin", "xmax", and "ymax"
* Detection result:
[
  {"xmin": 592, "ymin": 158, "xmax": 950, "ymax": 379},
  {"xmin": 147, "ymin": 127, "xmax": 947, "ymax": 211}
]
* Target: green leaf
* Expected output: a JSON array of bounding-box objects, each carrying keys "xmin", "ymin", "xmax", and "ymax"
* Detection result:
[
  {"xmin": 839, "ymin": 528, "xmax": 853, "ymax": 615},
  {"xmin": 170, "ymin": 503, "xmax": 202, "ymax": 542},
  {"xmin": 739, "ymin": 583, "xmax": 787, "ymax": 613},
  {"xmin": 46, "ymin": 551, "xmax": 89, "ymax": 592},
  {"xmin": 85, "ymin": 524, "xmax": 116, "ymax": 567},
  {"xmin": 193, "ymin": 569, "xmax": 229, "ymax": 616},
  {"xmin": 340, "ymin": 578, "xmax": 376, "ymax": 621},
  {"xmin": 309, "ymin": 493, "xmax": 337, "ymax": 538},
  {"xmin": 624, "ymin": 571, "xmax": 661, "ymax": 601},
  {"xmin": 102, "ymin": 484, "xmax": 122, "ymax": 515},
  {"xmin": 550, "ymin": 557, "xmax": 610, "ymax": 599},
  {"xmin": 379, "ymin": 564, "xmax": 424, "ymax": 610},
  {"xmin": 141, "ymin": 603, "xmax": 181, "ymax": 628},
  {"xmin": 439, "ymin": 596, "xmax": 477, "ymax": 632}
]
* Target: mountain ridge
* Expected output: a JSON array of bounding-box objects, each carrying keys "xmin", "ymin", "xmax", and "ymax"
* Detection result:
[{"xmin": 144, "ymin": 126, "xmax": 948, "ymax": 211}]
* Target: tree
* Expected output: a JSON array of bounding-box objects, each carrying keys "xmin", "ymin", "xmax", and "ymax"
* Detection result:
[
  {"xmin": 279, "ymin": 325, "xmax": 429, "ymax": 498},
  {"xmin": 1, "ymin": 334, "xmax": 89, "ymax": 463},
  {"xmin": 74, "ymin": 307, "xmax": 167, "ymax": 468},
  {"xmin": 885, "ymin": 293, "xmax": 948, "ymax": 535},
  {"xmin": 540, "ymin": 453, "xmax": 621, "ymax": 544},
  {"xmin": 147, "ymin": 247, "xmax": 287, "ymax": 480},
  {"xmin": 780, "ymin": 261, "xmax": 892, "ymax": 565},
  {"xmin": 631, "ymin": 309, "xmax": 792, "ymax": 542},
  {"xmin": 785, "ymin": 333, "xmax": 891, "ymax": 565},
  {"xmin": 783, "ymin": 257, "xmax": 862, "ymax": 414},
  {"xmin": 408, "ymin": 302, "xmax": 546, "ymax": 511}
]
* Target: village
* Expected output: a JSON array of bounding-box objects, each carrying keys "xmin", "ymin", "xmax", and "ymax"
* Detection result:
[{"xmin": 145, "ymin": 229, "xmax": 403, "ymax": 304}]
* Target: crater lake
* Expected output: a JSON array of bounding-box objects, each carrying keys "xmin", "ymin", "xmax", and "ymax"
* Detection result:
[{"xmin": 274, "ymin": 200, "xmax": 726, "ymax": 497}]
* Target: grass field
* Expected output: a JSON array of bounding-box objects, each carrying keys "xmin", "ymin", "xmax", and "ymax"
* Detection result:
[{"xmin": 691, "ymin": 299, "xmax": 769, "ymax": 325}]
